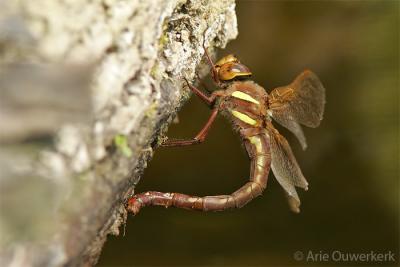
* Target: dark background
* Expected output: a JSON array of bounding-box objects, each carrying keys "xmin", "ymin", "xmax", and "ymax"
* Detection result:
[{"xmin": 99, "ymin": 1, "xmax": 399, "ymax": 266}]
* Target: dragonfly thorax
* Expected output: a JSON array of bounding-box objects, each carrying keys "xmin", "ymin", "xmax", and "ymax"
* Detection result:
[{"xmin": 218, "ymin": 81, "xmax": 269, "ymax": 131}]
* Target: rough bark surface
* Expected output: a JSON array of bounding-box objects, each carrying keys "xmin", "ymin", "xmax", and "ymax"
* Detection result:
[{"xmin": 0, "ymin": 1, "xmax": 237, "ymax": 266}]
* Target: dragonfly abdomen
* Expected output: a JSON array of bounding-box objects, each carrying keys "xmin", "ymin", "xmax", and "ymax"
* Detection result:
[
  {"xmin": 127, "ymin": 134, "xmax": 271, "ymax": 214},
  {"xmin": 246, "ymin": 134, "xmax": 271, "ymax": 188}
]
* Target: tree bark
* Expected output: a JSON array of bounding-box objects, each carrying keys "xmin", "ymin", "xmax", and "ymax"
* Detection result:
[{"xmin": 0, "ymin": 1, "xmax": 237, "ymax": 266}]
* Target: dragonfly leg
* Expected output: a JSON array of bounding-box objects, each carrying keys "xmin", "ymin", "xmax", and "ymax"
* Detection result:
[
  {"xmin": 183, "ymin": 77, "xmax": 217, "ymax": 106},
  {"xmin": 162, "ymin": 108, "xmax": 219, "ymax": 147},
  {"xmin": 127, "ymin": 134, "xmax": 271, "ymax": 215},
  {"xmin": 201, "ymin": 34, "xmax": 220, "ymax": 85}
]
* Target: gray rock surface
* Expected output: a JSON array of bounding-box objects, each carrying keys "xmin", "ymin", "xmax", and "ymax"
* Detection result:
[{"xmin": 0, "ymin": 0, "xmax": 237, "ymax": 266}]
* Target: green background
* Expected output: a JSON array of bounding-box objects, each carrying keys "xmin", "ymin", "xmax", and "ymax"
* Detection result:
[{"xmin": 99, "ymin": 1, "xmax": 399, "ymax": 266}]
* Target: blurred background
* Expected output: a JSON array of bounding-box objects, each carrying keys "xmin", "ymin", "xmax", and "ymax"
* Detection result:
[{"xmin": 99, "ymin": 1, "xmax": 399, "ymax": 266}]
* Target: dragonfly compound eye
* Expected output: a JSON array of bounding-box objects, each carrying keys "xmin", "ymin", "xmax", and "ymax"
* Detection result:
[
  {"xmin": 215, "ymin": 54, "xmax": 239, "ymax": 67},
  {"xmin": 218, "ymin": 62, "xmax": 252, "ymax": 81}
]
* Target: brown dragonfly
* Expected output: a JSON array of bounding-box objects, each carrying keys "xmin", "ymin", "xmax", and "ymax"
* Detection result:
[{"xmin": 127, "ymin": 47, "xmax": 325, "ymax": 215}]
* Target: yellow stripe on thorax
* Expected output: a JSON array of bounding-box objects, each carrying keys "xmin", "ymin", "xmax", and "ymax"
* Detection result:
[
  {"xmin": 231, "ymin": 91, "xmax": 260, "ymax": 104},
  {"xmin": 231, "ymin": 110, "xmax": 257, "ymax": 125}
]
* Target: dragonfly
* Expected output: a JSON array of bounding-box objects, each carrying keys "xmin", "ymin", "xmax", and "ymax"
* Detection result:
[{"xmin": 127, "ymin": 46, "xmax": 325, "ymax": 215}]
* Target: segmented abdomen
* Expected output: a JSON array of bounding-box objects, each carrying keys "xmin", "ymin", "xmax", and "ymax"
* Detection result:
[{"xmin": 127, "ymin": 134, "xmax": 271, "ymax": 214}]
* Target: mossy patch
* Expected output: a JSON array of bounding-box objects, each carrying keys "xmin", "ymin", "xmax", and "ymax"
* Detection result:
[{"xmin": 114, "ymin": 134, "xmax": 133, "ymax": 157}]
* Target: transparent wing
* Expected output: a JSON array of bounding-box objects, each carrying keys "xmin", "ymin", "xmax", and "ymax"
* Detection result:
[
  {"xmin": 267, "ymin": 123, "xmax": 308, "ymax": 212},
  {"xmin": 285, "ymin": 191, "xmax": 301, "ymax": 213},
  {"xmin": 272, "ymin": 115, "xmax": 307, "ymax": 150},
  {"xmin": 268, "ymin": 70, "xmax": 326, "ymax": 147}
]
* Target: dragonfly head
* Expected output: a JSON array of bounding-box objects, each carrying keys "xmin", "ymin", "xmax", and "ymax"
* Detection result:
[{"xmin": 215, "ymin": 54, "xmax": 252, "ymax": 82}]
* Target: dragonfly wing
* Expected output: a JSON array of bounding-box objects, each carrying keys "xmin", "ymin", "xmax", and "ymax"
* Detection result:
[
  {"xmin": 269, "ymin": 70, "xmax": 326, "ymax": 130},
  {"xmin": 268, "ymin": 123, "xmax": 308, "ymax": 211},
  {"xmin": 285, "ymin": 191, "xmax": 301, "ymax": 213},
  {"xmin": 271, "ymin": 112, "xmax": 307, "ymax": 150}
]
